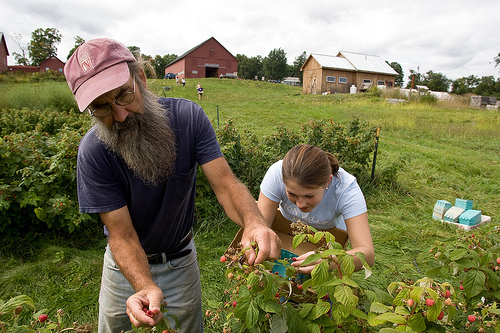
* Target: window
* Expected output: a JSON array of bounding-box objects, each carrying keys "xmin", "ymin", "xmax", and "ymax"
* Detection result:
[
  {"xmin": 363, "ymin": 79, "xmax": 371, "ymax": 83},
  {"xmin": 377, "ymin": 80, "xmax": 385, "ymax": 86},
  {"xmin": 326, "ymin": 76, "xmax": 335, "ymax": 83},
  {"xmin": 339, "ymin": 77, "xmax": 348, "ymax": 84}
]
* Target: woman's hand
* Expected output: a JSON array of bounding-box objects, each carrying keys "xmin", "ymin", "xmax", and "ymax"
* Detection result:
[{"xmin": 290, "ymin": 251, "xmax": 321, "ymax": 275}]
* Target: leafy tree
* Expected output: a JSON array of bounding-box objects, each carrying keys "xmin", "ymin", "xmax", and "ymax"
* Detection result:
[
  {"xmin": 262, "ymin": 48, "xmax": 288, "ymax": 81},
  {"xmin": 128, "ymin": 46, "xmax": 141, "ymax": 59},
  {"xmin": 27, "ymin": 28, "xmax": 62, "ymax": 66},
  {"xmin": 289, "ymin": 51, "xmax": 307, "ymax": 82},
  {"xmin": 236, "ymin": 54, "xmax": 263, "ymax": 80},
  {"xmin": 66, "ymin": 36, "xmax": 85, "ymax": 60},
  {"xmin": 387, "ymin": 61, "xmax": 404, "ymax": 87},
  {"xmin": 424, "ymin": 70, "xmax": 450, "ymax": 92},
  {"xmin": 474, "ymin": 76, "xmax": 498, "ymax": 96},
  {"xmin": 451, "ymin": 75, "xmax": 480, "ymax": 95},
  {"xmin": 405, "ymin": 68, "xmax": 424, "ymax": 89},
  {"xmin": 151, "ymin": 54, "xmax": 177, "ymax": 79},
  {"xmin": 495, "ymin": 52, "xmax": 500, "ymax": 68},
  {"xmin": 10, "ymin": 33, "xmax": 29, "ymax": 65}
]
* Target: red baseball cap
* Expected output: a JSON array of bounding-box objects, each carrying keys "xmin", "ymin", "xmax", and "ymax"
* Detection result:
[{"xmin": 64, "ymin": 38, "xmax": 136, "ymax": 111}]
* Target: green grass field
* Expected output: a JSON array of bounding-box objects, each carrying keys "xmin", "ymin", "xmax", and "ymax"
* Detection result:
[{"xmin": 1, "ymin": 78, "xmax": 499, "ymax": 332}]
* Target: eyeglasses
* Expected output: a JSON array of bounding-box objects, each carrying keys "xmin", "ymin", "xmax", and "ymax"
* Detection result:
[{"xmin": 86, "ymin": 79, "xmax": 136, "ymax": 118}]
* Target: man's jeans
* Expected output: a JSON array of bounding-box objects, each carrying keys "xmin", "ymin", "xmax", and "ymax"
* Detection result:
[{"xmin": 98, "ymin": 240, "xmax": 203, "ymax": 333}]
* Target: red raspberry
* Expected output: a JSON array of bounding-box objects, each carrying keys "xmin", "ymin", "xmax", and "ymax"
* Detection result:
[
  {"xmin": 425, "ymin": 298, "xmax": 435, "ymax": 307},
  {"xmin": 460, "ymin": 286, "xmax": 464, "ymax": 290},
  {"xmin": 145, "ymin": 310, "xmax": 154, "ymax": 318},
  {"xmin": 297, "ymin": 284, "xmax": 303, "ymax": 291},
  {"xmin": 468, "ymin": 315, "xmax": 476, "ymax": 323},
  {"xmin": 220, "ymin": 256, "xmax": 227, "ymax": 263},
  {"xmin": 232, "ymin": 300, "xmax": 237, "ymax": 307},
  {"xmin": 38, "ymin": 314, "xmax": 48, "ymax": 323},
  {"xmin": 406, "ymin": 299, "xmax": 414, "ymax": 307},
  {"xmin": 437, "ymin": 311, "xmax": 444, "ymax": 320},
  {"xmin": 445, "ymin": 290, "xmax": 451, "ymax": 298},
  {"xmin": 497, "ymin": 258, "xmax": 500, "ymax": 264}
]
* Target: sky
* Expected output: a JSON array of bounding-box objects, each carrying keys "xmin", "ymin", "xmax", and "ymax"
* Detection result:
[{"xmin": 2, "ymin": 0, "xmax": 500, "ymax": 84}]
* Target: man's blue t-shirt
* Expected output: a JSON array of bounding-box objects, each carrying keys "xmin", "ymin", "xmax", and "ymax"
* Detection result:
[{"xmin": 77, "ymin": 98, "xmax": 222, "ymax": 254}]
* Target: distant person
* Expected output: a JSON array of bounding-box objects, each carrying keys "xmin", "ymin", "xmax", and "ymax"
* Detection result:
[
  {"xmin": 196, "ymin": 82, "xmax": 204, "ymax": 101},
  {"xmin": 176, "ymin": 76, "xmax": 179, "ymax": 86},
  {"xmin": 181, "ymin": 78, "xmax": 185, "ymax": 87},
  {"xmin": 64, "ymin": 38, "xmax": 281, "ymax": 333},
  {"xmin": 257, "ymin": 144, "xmax": 374, "ymax": 273}
]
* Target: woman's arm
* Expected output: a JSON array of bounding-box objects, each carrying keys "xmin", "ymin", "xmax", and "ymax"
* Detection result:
[
  {"xmin": 257, "ymin": 191, "xmax": 280, "ymax": 227},
  {"xmin": 345, "ymin": 212, "xmax": 375, "ymax": 270}
]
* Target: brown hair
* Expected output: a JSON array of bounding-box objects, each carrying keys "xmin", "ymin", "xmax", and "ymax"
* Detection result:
[{"xmin": 282, "ymin": 144, "xmax": 339, "ymax": 189}]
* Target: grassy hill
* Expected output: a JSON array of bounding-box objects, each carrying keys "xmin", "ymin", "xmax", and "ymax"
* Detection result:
[{"xmin": 0, "ymin": 78, "xmax": 499, "ymax": 332}]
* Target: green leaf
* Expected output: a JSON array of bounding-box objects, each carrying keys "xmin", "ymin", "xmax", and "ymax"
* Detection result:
[
  {"xmin": 464, "ymin": 269, "xmax": 486, "ymax": 297},
  {"xmin": 370, "ymin": 302, "xmax": 393, "ymax": 314},
  {"xmin": 306, "ymin": 322, "xmax": 322, "ymax": 333},
  {"xmin": 393, "ymin": 288, "xmax": 410, "ymax": 306},
  {"xmin": 367, "ymin": 312, "xmax": 386, "ymax": 326},
  {"xmin": 270, "ymin": 314, "xmax": 287, "ymax": 333},
  {"xmin": 375, "ymin": 312, "xmax": 406, "ymax": 324},
  {"xmin": 407, "ymin": 313, "xmax": 426, "ymax": 332},
  {"xmin": 449, "ymin": 248, "xmax": 467, "ymax": 260},
  {"xmin": 334, "ymin": 285, "xmax": 358, "ymax": 310},
  {"xmin": 302, "ymin": 253, "xmax": 322, "ymax": 267},
  {"xmin": 409, "ymin": 286, "xmax": 424, "ymax": 302},
  {"xmin": 426, "ymin": 266, "xmax": 444, "ymax": 278},
  {"xmin": 292, "ymin": 234, "xmax": 307, "ymax": 249},
  {"xmin": 351, "ymin": 308, "xmax": 368, "ymax": 320},
  {"xmin": 298, "ymin": 303, "xmax": 315, "ymax": 318},
  {"xmin": 259, "ymin": 299, "xmax": 281, "ymax": 314},
  {"xmin": 285, "ymin": 306, "xmax": 308, "ymax": 333},
  {"xmin": 312, "ymin": 231, "xmax": 324, "ymax": 244},
  {"xmin": 340, "ymin": 254, "xmax": 355, "ymax": 276},
  {"xmin": 246, "ymin": 299, "xmax": 260, "ymax": 328},
  {"xmin": 309, "ymin": 299, "xmax": 331, "ymax": 320},
  {"xmin": 234, "ymin": 295, "xmax": 251, "ymax": 320},
  {"xmin": 311, "ymin": 260, "xmax": 330, "ymax": 285}
]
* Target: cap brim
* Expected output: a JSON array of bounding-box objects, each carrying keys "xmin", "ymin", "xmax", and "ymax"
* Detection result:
[{"xmin": 74, "ymin": 62, "xmax": 131, "ymax": 112}]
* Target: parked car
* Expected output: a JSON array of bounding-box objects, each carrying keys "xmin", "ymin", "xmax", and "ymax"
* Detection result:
[{"xmin": 164, "ymin": 73, "xmax": 176, "ymax": 79}]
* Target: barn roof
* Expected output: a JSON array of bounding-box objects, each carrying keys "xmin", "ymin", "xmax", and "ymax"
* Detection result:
[
  {"xmin": 338, "ymin": 51, "xmax": 398, "ymax": 75},
  {"xmin": 166, "ymin": 36, "xmax": 237, "ymax": 67},
  {"xmin": 1, "ymin": 32, "xmax": 9, "ymax": 55},
  {"xmin": 308, "ymin": 53, "xmax": 356, "ymax": 71},
  {"xmin": 304, "ymin": 51, "xmax": 397, "ymax": 76}
]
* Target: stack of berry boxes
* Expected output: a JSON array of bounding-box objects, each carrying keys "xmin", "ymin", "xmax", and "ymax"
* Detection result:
[{"xmin": 432, "ymin": 198, "xmax": 489, "ymax": 230}]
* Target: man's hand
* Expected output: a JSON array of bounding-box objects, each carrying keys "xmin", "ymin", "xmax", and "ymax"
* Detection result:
[
  {"xmin": 126, "ymin": 285, "xmax": 164, "ymax": 328},
  {"xmin": 241, "ymin": 224, "xmax": 281, "ymax": 265}
]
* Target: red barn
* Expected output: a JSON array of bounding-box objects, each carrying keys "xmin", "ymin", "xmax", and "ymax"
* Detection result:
[
  {"xmin": 0, "ymin": 32, "xmax": 9, "ymax": 73},
  {"xmin": 39, "ymin": 56, "xmax": 65, "ymax": 73},
  {"xmin": 164, "ymin": 37, "xmax": 238, "ymax": 79}
]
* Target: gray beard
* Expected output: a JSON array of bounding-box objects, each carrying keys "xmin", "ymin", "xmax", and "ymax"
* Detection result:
[{"xmin": 95, "ymin": 88, "xmax": 177, "ymax": 185}]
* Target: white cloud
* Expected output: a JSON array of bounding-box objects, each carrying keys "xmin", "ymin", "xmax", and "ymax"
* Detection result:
[{"xmin": 2, "ymin": 0, "xmax": 499, "ymax": 82}]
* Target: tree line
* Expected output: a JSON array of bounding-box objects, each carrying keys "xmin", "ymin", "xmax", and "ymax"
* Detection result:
[{"xmin": 8, "ymin": 28, "xmax": 500, "ymax": 97}]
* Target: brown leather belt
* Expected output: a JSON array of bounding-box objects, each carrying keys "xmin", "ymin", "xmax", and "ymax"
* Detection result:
[{"xmin": 147, "ymin": 229, "xmax": 193, "ymax": 265}]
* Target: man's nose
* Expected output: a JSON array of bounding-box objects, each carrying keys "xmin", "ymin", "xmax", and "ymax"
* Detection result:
[{"xmin": 111, "ymin": 104, "xmax": 130, "ymax": 122}]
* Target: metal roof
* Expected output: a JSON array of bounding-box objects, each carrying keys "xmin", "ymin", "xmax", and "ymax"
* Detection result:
[
  {"xmin": 338, "ymin": 51, "xmax": 398, "ymax": 75},
  {"xmin": 310, "ymin": 53, "xmax": 356, "ymax": 71}
]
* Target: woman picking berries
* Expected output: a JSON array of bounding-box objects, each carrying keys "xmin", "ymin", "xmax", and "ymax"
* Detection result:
[{"xmin": 257, "ymin": 144, "xmax": 375, "ymax": 273}]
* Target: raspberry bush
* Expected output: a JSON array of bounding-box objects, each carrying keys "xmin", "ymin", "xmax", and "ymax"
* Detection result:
[{"xmin": 207, "ymin": 223, "xmax": 500, "ymax": 332}]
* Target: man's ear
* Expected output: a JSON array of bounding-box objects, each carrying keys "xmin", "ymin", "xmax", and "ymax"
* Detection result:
[{"xmin": 138, "ymin": 69, "xmax": 147, "ymax": 86}]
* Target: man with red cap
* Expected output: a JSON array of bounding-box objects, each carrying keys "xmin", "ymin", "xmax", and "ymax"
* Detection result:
[{"xmin": 65, "ymin": 38, "xmax": 281, "ymax": 333}]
